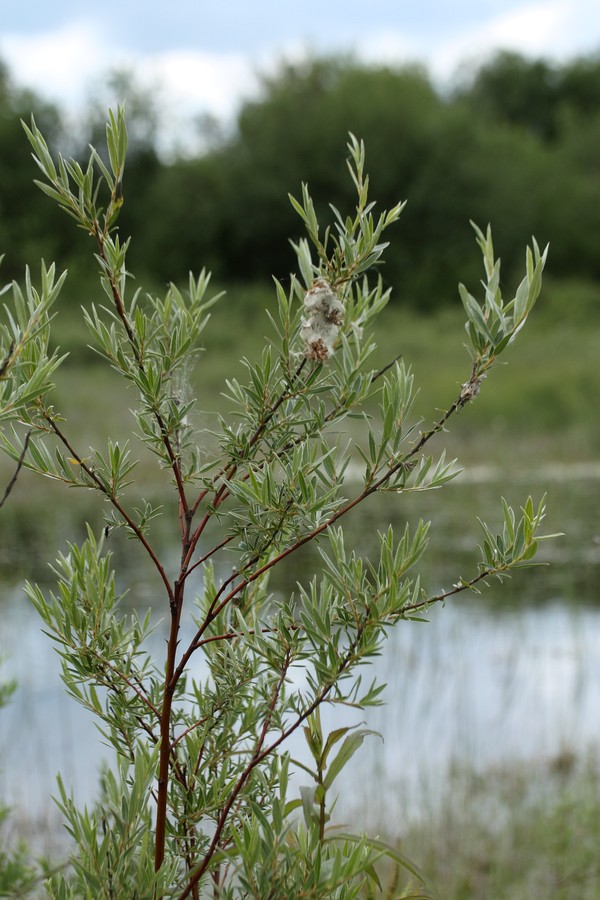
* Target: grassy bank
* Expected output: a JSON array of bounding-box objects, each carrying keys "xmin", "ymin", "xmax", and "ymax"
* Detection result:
[
  {"xmin": 395, "ymin": 754, "xmax": 600, "ymax": 899},
  {"xmin": 44, "ymin": 274, "xmax": 600, "ymax": 468},
  {"xmin": 4, "ymin": 752, "xmax": 600, "ymax": 898}
]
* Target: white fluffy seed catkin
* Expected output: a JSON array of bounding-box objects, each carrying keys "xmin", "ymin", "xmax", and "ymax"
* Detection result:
[{"xmin": 301, "ymin": 278, "xmax": 344, "ymax": 361}]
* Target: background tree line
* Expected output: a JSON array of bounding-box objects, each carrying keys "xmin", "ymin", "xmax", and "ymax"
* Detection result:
[{"xmin": 1, "ymin": 49, "xmax": 600, "ymax": 312}]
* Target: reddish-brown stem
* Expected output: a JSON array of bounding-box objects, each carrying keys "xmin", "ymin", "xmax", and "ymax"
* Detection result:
[
  {"xmin": 178, "ymin": 598, "xmax": 379, "ymax": 897},
  {"xmin": 42, "ymin": 413, "xmax": 175, "ymax": 605},
  {"xmin": 180, "ymin": 352, "xmax": 406, "ymax": 581},
  {"xmin": 181, "ymin": 533, "xmax": 237, "ymax": 583},
  {"xmin": 154, "ymin": 579, "xmax": 185, "ymax": 874},
  {"xmin": 178, "ymin": 652, "xmax": 291, "ymax": 898},
  {"xmin": 93, "ymin": 227, "xmax": 191, "ymax": 522},
  {"xmin": 173, "ymin": 377, "xmax": 473, "ymax": 689},
  {"xmin": 402, "ymin": 565, "xmax": 508, "ymax": 613},
  {"xmin": 89, "ymin": 648, "xmax": 160, "ymax": 719},
  {"xmin": 169, "ymin": 714, "xmax": 211, "ymax": 752},
  {"xmin": 186, "ymin": 360, "xmax": 308, "ymax": 562},
  {"xmin": 186, "ymin": 559, "xmax": 505, "ymax": 655}
]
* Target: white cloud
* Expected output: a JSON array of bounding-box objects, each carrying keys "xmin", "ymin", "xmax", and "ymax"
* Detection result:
[
  {"xmin": 431, "ymin": 0, "xmax": 580, "ymax": 76},
  {"xmin": 0, "ymin": 20, "xmax": 261, "ymax": 156},
  {"xmin": 0, "ymin": 20, "xmax": 109, "ymax": 108},
  {"xmin": 135, "ymin": 49, "xmax": 257, "ymax": 119},
  {"xmin": 353, "ymin": 32, "xmax": 421, "ymax": 67},
  {"xmin": 1, "ymin": 1, "xmax": 598, "ymax": 143},
  {"xmin": 352, "ymin": 1, "xmax": 600, "ymax": 84},
  {"xmin": 0, "ymin": 19, "xmax": 257, "ymax": 126}
]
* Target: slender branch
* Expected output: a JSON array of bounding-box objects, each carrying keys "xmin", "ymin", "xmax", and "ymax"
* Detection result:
[
  {"xmin": 179, "ymin": 348, "xmax": 413, "ymax": 585},
  {"xmin": 179, "ymin": 652, "xmax": 291, "ymax": 898},
  {"xmin": 185, "ymin": 557, "xmax": 510, "ymax": 656},
  {"xmin": 215, "ymin": 496, "xmax": 295, "ymax": 599},
  {"xmin": 184, "ymin": 374, "xmax": 362, "ymax": 567},
  {"xmin": 93, "ymin": 226, "xmax": 191, "ymax": 521},
  {"xmin": 186, "ymin": 359, "xmax": 308, "ymax": 553},
  {"xmin": 93, "ymin": 653, "xmax": 161, "ymax": 720},
  {"xmin": 402, "ymin": 565, "xmax": 511, "ymax": 614},
  {"xmin": 154, "ymin": 577, "xmax": 185, "ymax": 874},
  {"xmin": 193, "ymin": 625, "xmax": 294, "ymax": 649},
  {"xmin": 179, "ymin": 595, "xmax": 383, "ymax": 897},
  {"xmin": 43, "ymin": 412, "xmax": 175, "ymax": 605},
  {"xmin": 66, "ymin": 648, "xmax": 161, "ymax": 758},
  {"xmin": 179, "ymin": 390, "xmax": 354, "ymax": 589},
  {"xmin": 182, "ymin": 533, "xmax": 237, "ymax": 582},
  {"xmin": 169, "ymin": 714, "xmax": 211, "ymax": 752},
  {"xmin": 370, "ymin": 353, "xmax": 403, "ymax": 383},
  {"xmin": 93, "ymin": 228, "xmax": 138, "ymax": 350},
  {"xmin": 173, "ymin": 373, "xmax": 477, "ymax": 687},
  {"xmin": 0, "ymin": 428, "xmax": 31, "ymax": 509},
  {"xmin": 180, "ymin": 348, "xmax": 403, "ymax": 586}
]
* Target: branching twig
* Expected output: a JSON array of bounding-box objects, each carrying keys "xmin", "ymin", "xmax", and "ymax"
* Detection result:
[
  {"xmin": 93, "ymin": 227, "xmax": 191, "ymax": 524},
  {"xmin": 186, "ymin": 359, "xmax": 307, "ymax": 544},
  {"xmin": 0, "ymin": 428, "xmax": 31, "ymax": 509},
  {"xmin": 370, "ymin": 353, "xmax": 402, "ymax": 383},
  {"xmin": 402, "ymin": 566, "xmax": 511, "ymax": 614},
  {"xmin": 179, "ymin": 651, "xmax": 291, "ymax": 898},
  {"xmin": 43, "ymin": 412, "xmax": 174, "ymax": 605},
  {"xmin": 0, "ymin": 340, "xmax": 14, "ymax": 378},
  {"xmin": 180, "ymin": 350, "xmax": 406, "ymax": 586},
  {"xmin": 178, "ymin": 594, "xmax": 383, "ymax": 898},
  {"xmin": 173, "ymin": 378, "xmax": 470, "ymax": 687}
]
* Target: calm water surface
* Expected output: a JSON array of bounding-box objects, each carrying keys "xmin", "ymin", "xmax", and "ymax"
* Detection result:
[{"xmin": 1, "ymin": 465, "xmax": 599, "ymax": 840}]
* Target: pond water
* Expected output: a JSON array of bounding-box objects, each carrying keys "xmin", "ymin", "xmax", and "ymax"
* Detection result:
[{"xmin": 1, "ymin": 462, "xmax": 599, "ymax": 844}]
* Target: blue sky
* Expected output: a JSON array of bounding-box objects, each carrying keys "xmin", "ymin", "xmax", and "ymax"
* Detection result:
[{"xmin": 2, "ymin": 0, "xmax": 599, "ymax": 124}]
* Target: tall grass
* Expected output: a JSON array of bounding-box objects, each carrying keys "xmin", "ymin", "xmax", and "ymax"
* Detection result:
[{"xmin": 397, "ymin": 755, "xmax": 600, "ymax": 899}]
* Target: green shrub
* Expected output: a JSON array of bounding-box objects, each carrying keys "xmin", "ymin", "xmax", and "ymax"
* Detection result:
[{"xmin": 0, "ymin": 108, "xmax": 557, "ymax": 897}]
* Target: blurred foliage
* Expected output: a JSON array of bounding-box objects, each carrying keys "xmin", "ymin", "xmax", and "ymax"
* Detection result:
[
  {"xmin": 0, "ymin": 61, "xmax": 70, "ymax": 283},
  {"xmin": 1, "ymin": 50, "xmax": 600, "ymax": 312},
  {"xmin": 400, "ymin": 755, "xmax": 600, "ymax": 899}
]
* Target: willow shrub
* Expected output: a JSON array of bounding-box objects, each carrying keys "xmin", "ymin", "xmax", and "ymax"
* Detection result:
[{"xmin": 0, "ymin": 108, "xmax": 556, "ymax": 898}]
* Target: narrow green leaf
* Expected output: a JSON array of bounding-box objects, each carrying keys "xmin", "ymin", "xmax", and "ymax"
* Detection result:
[{"xmin": 324, "ymin": 729, "xmax": 379, "ymax": 790}]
